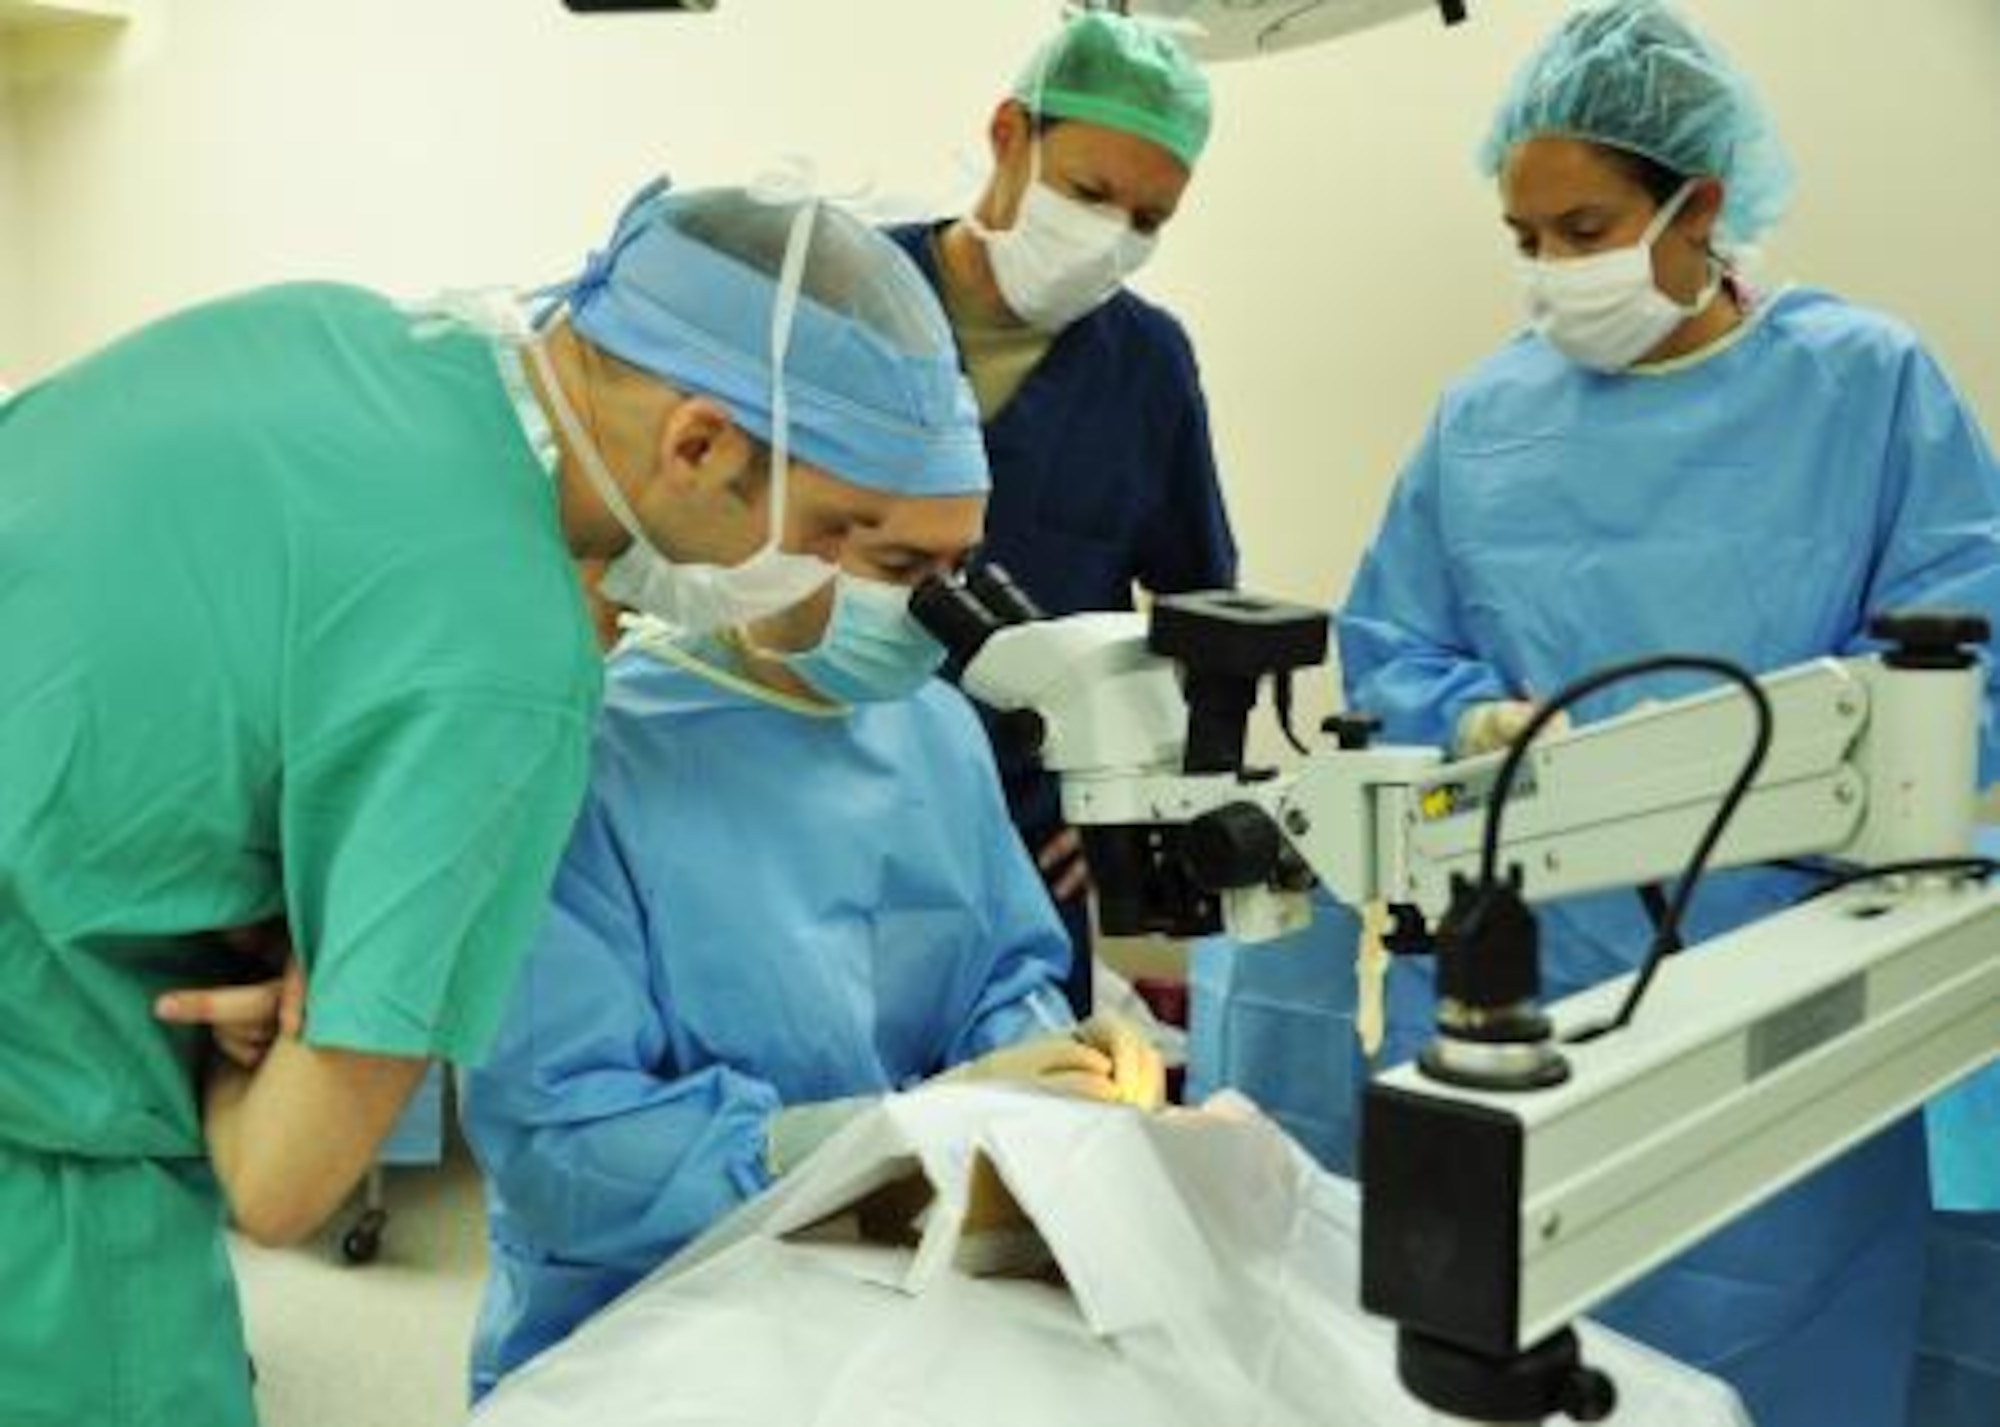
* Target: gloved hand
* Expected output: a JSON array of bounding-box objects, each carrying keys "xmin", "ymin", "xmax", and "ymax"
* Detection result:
[
  {"xmin": 939, "ymin": 1033, "xmax": 1115, "ymax": 1101},
  {"xmin": 1454, "ymin": 700, "xmax": 1571, "ymax": 758},
  {"xmin": 1076, "ymin": 1013, "xmax": 1166, "ymax": 1111},
  {"xmin": 940, "ymin": 1013, "xmax": 1165, "ymax": 1111}
]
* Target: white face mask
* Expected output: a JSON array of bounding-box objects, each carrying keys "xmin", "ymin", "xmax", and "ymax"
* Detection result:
[
  {"xmin": 967, "ymin": 140, "xmax": 1157, "ymax": 332},
  {"xmin": 1517, "ymin": 180, "xmax": 1721, "ymax": 373},
  {"xmin": 531, "ymin": 206, "xmax": 838, "ymax": 635}
]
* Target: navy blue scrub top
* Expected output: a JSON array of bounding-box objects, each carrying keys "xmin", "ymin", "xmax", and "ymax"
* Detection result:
[{"xmin": 889, "ymin": 222, "xmax": 1239, "ymax": 838}]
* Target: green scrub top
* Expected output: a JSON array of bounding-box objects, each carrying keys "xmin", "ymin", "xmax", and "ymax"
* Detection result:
[{"xmin": 0, "ymin": 283, "xmax": 602, "ymax": 1425}]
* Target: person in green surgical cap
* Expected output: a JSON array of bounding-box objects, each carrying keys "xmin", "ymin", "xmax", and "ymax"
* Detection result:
[
  {"xmin": 0, "ymin": 182, "xmax": 989, "ymax": 1427},
  {"xmin": 886, "ymin": 11, "xmax": 1238, "ymax": 1015}
]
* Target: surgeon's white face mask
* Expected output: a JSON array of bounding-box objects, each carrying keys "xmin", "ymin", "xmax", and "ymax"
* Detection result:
[
  {"xmin": 530, "ymin": 205, "xmax": 838, "ymax": 635},
  {"xmin": 1517, "ymin": 180, "xmax": 1722, "ymax": 373},
  {"xmin": 967, "ymin": 139, "xmax": 1157, "ymax": 333}
]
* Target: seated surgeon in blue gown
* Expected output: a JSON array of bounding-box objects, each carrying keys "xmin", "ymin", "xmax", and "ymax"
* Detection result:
[
  {"xmin": 459, "ymin": 216, "xmax": 1165, "ymax": 1393},
  {"xmin": 888, "ymin": 12, "xmax": 1238, "ymax": 1010},
  {"xmin": 1327, "ymin": 5, "xmax": 2000, "ymax": 1427}
]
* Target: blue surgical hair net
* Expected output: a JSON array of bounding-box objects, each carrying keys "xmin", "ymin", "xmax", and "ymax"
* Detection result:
[
  {"xmin": 548, "ymin": 181, "xmax": 989, "ymax": 499},
  {"xmin": 1478, "ymin": 0, "xmax": 1795, "ymax": 247}
]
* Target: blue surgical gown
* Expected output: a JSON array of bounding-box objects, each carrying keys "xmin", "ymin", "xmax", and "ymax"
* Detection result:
[
  {"xmin": 1925, "ymin": 828, "xmax": 2000, "ymax": 1217},
  {"xmin": 1187, "ymin": 893, "xmax": 1368, "ymax": 1175},
  {"xmin": 459, "ymin": 645, "xmax": 1073, "ymax": 1398},
  {"xmin": 889, "ymin": 224, "xmax": 1238, "ymax": 1003},
  {"xmin": 1909, "ymin": 828, "xmax": 2000, "ymax": 1427},
  {"xmin": 1336, "ymin": 288, "xmax": 2000, "ymax": 1427},
  {"xmin": 1915, "ymin": 1208, "xmax": 2000, "ymax": 1427}
]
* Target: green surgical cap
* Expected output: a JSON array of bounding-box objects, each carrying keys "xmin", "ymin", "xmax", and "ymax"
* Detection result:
[
  {"xmin": 1480, "ymin": 0, "xmax": 1793, "ymax": 246},
  {"xmin": 1011, "ymin": 12, "xmax": 1213, "ymax": 170}
]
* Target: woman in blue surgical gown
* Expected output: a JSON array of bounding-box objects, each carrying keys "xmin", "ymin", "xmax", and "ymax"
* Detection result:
[{"xmin": 1334, "ymin": 4, "xmax": 2000, "ymax": 1426}]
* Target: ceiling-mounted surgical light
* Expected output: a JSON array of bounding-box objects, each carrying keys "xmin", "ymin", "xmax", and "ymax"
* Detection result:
[
  {"xmin": 1114, "ymin": 0, "xmax": 1469, "ymax": 62},
  {"xmin": 563, "ymin": 0, "xmax": 717, "ymax": 13}
]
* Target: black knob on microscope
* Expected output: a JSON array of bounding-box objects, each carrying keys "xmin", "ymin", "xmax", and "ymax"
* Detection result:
[
  {"xmin": 1185, "ymin": 803, "xmax": 1283, "ymax": 891},
  {"xmin": 1321, "ymin": 711, "xmax": 1382, "ymax": 751},
  {"xmin": 991, "ymin": 709, "xmax": 1047, "ymax": 760},
  {"xmin": 1870, "ymin": 609, "xmax": 1991, "ymax": 670}
]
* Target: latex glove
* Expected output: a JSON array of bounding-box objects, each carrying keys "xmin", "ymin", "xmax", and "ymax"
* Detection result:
[
  {"xmin": 939, "ymin": 1032, "xmax": 1118, "ymax": 1102},
  {"xmin": 940, "ymin": 1014, "xmax": 1165, "ymax": 1110},
  {"xmin": 1454, "ymin": 700, "xmax": 1571, "ymax": 758},
  {"xmin": 155, "ymin": 921, "xmax": 307, "ymax": 1070},
  {"xmin": 1075, "ymin": 1013, "xmax": 1166, "ymax": 1111}
]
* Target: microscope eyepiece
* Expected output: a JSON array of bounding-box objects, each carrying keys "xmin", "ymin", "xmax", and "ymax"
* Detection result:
[
  {"xmin": 910, "ymin": 574, "xmax": 1003, "ymax": 664},
  {"xmin": 967, "ymin": 563, "xmax": 1044, "ymax": 625},
  {"xmin": 912, "ymin": 560, "xmax": 1047, "ymax": 665}
]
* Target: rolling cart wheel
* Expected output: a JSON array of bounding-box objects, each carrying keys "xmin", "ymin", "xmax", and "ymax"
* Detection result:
[{"xmin": 341, "ymin": 1207, "xmax": 388, "ymax": 1265}]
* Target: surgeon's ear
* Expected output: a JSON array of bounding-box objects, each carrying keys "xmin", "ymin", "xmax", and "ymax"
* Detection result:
[
  {"xmin": 992, "ymin": 100, "xmax": 1043, "ymax": 178},
  {"xmin": 1680, "ymin": 177, "xmax": 1726, "ymax": 251},
  {"xmin": 984, "ymin": 102, "xmax": 1037, "ymax": 229},
  {"xmin": 655, "ymin": 396, "xmax": 755, "ymax": 499}
]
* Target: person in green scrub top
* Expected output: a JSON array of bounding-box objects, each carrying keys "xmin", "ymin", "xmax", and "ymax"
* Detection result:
[{"xmin": 0, "ymin": 180, "xmax": 989, "ymax": 1427}]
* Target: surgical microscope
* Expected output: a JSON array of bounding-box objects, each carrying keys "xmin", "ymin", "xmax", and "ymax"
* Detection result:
[{"xmin": 912, "ymin": 567, "xmax": 2000, "ymax": 1427}]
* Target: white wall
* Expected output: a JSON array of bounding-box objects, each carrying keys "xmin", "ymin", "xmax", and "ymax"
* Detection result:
[
  {"xmin": 10, "ymin": 0, "xmax": 2000, "ymax": 626},
  {"xmin": 0, "ymin": 47, "xmax": 27, "ymax": 383},
  {"xmin": 6, "ymin": 0, "xmax": 1052, "ymax": 364}
]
